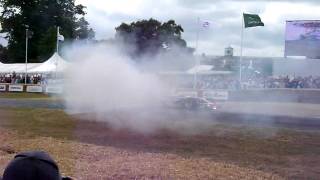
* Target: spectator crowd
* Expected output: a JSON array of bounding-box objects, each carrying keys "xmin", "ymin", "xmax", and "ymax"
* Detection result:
[
  {"xmin": 0, "ymin": 72, "xmax": 47, "ymax": 84},
  {"xmin": 180, "ymin": 75, "xmax": 320, "ymax": 90},
  {"xmin": 1, "ymin": 71, "xmax": 320, "ymax": 90},
  {"xmin": 242, "ymin": 75, "xmax": 320, "ymax": 89}
]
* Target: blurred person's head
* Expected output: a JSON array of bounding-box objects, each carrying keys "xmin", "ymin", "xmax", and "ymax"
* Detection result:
[{"xmin": 1, "ymin": 151, "xmax": 71, "ymax": 180}]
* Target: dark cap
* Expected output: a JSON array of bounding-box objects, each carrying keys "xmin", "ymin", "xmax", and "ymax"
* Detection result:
[{"xmin": 2, "ymin": 151, "xmax": 62, "ymax": 180}]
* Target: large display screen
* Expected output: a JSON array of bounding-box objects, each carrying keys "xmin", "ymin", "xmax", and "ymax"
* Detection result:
[{"xmin": 285, "ymin": 20, "xmax": 320, "ymax": 58}]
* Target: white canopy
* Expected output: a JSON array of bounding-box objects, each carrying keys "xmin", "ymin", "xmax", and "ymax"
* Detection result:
[
  {"xmin": 187, "ymin": 65, "xmax": 233, "ymax": 75},
  {"xmin": 0, "ymin": 53, "xmax": 68, "ymax": 73},
  {"xmin": 187, "ymin": 65, "xmax": 214, "ymax": 74},
  {"xmin": 159, "ymin": 65, "xmax": 234, "ymax": 76},
  {"xmin": 0, "ymin": 63, "xmax": 40, "ymax": 73},
  {"xmin": 29, "ymin": 53, "xmax": 69, "ymax": 73}
]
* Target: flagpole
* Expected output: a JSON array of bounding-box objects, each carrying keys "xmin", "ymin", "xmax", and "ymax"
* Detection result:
[
  {"xmin": 193, "ymin": 17, "xmax": 200, "ymax": 90},
  {"xmin": 239, "ymin": 14, "xmax": 244, "ymax": 89},
  {"xmin": 56, "ymin": 26, "xmax": 59, "ymax": 53}
]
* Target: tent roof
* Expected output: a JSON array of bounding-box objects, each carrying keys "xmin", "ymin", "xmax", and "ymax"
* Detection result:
[
  {"xmin": 187, "ymin": 65, "xmax": 214, "ymax": 74},
  {"xmin": 0, "ymin": 63, "xmax": 40, "ymax": 73},
  {"xmin": 159, "ymin": 65, "xmax": 234, "ymax": 76},
  {"xmin": 187, "ymin": 65, "xmax": 233, "ymax": 75},
  {"xmin": 0, "ymin": 53, "xmax": 68, "ymax": 73},
  {"xmin": 29, "ymin": 53, "xmax": 68, "ymax": 73}
]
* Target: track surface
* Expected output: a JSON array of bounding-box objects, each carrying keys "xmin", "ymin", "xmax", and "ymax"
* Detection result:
[
  {"xmin": 0, "ymin": 98, "xmax": 64, "ymax": 109},
  {"xmin": 1, "ymin": 98, "xmax": 320, "ymax": 130}
]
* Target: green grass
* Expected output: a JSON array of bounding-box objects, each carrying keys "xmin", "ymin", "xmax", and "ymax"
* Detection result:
[
  {"xmin": 0, "ymin": 107, "xmax": 77, "ymax": 176},
  {"xmin": 0, "ymin": 92, "xmax": 52, "ymax": 99},
  {"xmin": 0, "ymin": 107, "xmax": 75, "ymax": 139}
]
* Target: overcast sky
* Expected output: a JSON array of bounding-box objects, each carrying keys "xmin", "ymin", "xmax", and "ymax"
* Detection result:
[{"xmin": 76, "ymin": 0, "xmax": 320, "ymax": 57}]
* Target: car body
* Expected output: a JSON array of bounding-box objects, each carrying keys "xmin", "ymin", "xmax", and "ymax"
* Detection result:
[{"xmin": 171, "ymin": 96, "xmax": 219, "ymax": 111}]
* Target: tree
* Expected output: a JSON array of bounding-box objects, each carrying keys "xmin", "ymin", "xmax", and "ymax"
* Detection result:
[
  {"xmin": 115, "ymin": 18, "xmax": 191, "ymax": 59},
  {"xmin": 0, "ymin": 0, "xmax": 94, "ymax": 63},
  {"xmin": 75, "ymin": 17, "xmax": 95, "ymax": 40},
  {"xmin": 0, "ymin": 44, "xmax": 8, "ymax": 62}
]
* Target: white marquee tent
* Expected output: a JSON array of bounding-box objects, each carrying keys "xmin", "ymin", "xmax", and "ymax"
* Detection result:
[
  {"xmin": 29, "ymin": 53, "xmax": 69, "ymax": 73},
  {"xmin": 159, "ymin": 65, "xmax": 234, "ymax": 76},
  {"xmin": 187, "ymin": 65, "xmax": 214, "ymax": 74},
  {"xmin": 0, "ymin": 63, "xmax": 40, "ymax": 73},
  {"xmin": 0, "ymin": 53, "xmax": 68, "ymax": 74},
  {"xmin": 187, "ymin": 65, "xmax": 233, "ymax": 75}
]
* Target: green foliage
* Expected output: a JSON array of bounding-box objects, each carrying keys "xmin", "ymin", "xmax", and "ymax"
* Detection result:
[
  {"xmin": 0, "ymin": 44, "xmax": 8, "ymax": 62},
  {"xmin": 0, "ymin": 0, "xmax": 94, "ymax": 63},
  {"xmin": 76, "ymin": 17, "xmax": 95, "ymax": 40},
  {"xmin": 115, "ymin": 18, "xmax": 191, "ymax": 58},
  {"xmin": 38, "ymin": 27, "xmax": 57, "ymax": 61}
]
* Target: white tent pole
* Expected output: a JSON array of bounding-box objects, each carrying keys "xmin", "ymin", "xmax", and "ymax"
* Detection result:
[
  {"xmin": 55, "ymin": 54, "xmax": 58, "ymax": 79},
  {"xmin": 55, "ymin": 27, "xmax": 59, "ymax": 79},
  {"xmin": 25, "ymin": 28, "xmax": 28, "ymax": 85},
  {"xmin": 193, "ymin": 17, "xmax": 200, "ymax": 90},
  {"xmin": 240, "ymin": 14, "xmax": 244, "ymax": 89}
]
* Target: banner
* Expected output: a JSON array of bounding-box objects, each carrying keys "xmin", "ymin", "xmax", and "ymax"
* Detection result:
[
  {"xmin": 204, "ymin": 91, "xmax": 229, "ymax": 100},
  {"xmin": 9, "ymin": 85, "xmax": 24, "ymax": 92},
  {"xmin": 175, "ymin": 91, "xmax": 197, "ymax": 97},
  {"xmin": 26, "ymin": 86, "xmax": 43, "ymax": 93},
  {"xmin": 0, "ymin": 84, "xmax": 6, "ymax": 92},
  {"xmin": 285, "ymin": 20, "xmax": 320, "ymax": 58},
  {"xmin": 46, "ymin": 86, "xmax": 63, "ymax": 94}
]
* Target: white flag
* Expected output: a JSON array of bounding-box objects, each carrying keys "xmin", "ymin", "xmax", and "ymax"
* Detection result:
[
  {"xmin": 58, "ymin": 28, "xmax": 64, "ymax": 41},
  {"xmin": 202, "ymin": 21, "xmax": 210, "ymax": 28},
  {"xmin": 58, "ymin": 33, "xmax": 64, "ymax": 41},
  {"xmin": 248, "ymin": 60, "xmax": 253, "ymax": 69}
]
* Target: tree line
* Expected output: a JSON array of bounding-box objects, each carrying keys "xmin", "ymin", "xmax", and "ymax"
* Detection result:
[{"xmin": 0, "ymin": 0, "xmax": 192, "ymax": 63}]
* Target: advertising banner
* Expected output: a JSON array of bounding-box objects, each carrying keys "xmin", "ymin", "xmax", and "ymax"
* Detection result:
[
  {"xmin": 26, "ymin": 86, "xmax": 43, "ymax": 93},
  {"xmin": 0, "ymin": 84, "xmax": 6, "ymax": 92},
  {"xmin": 175, "ymin": 91, "xmax": 197, "ymax": 97},
  {"xmin": 9, "ymin": 85, "xmax": 24, "ymax": 92},
  {"xmin": 46, "ymin": 86, "xmax": 63, "ymax": 94},
  {"xmin": 204, "ymin": 91, "xmax": 229, "ymax": 100}
]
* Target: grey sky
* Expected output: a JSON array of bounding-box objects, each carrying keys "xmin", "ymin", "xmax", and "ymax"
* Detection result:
[{"xmin": 76, "ymin": 0, "xmax": 320, "ymax": 57}]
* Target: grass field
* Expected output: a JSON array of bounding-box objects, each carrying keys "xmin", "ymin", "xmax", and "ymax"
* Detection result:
[
  {"xmin": 0, "ymin": 106, "xmax": 320, "ymax": 179},
  {"xmin": 0, "ymin": 92, "xmax": 51, "ymax": 99}
]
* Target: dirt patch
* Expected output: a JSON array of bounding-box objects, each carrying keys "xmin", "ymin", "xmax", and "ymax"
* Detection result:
[
  {"xmin": 73, "ymin": 143, "xmax": 281, "ymax": 180},
  {"xmin": 0, "ymin": 128, "xmax": 17, "ymax": 174},
  {"xmin": 0, "ymin": 127, "xmax": 281, "ymax": 179},
  {"xmin": 73, "ymin": 119, "xmax": 320, "ymax": 179}
]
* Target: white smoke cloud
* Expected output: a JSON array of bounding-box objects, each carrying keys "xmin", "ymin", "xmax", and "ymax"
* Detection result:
[
  {"xmin": 64, "ymin": 43, "xmax": 168, "ymax": 113},
  {"xmin": 62, "ymin": 42, "xmax": 186, "ymax": 133}
]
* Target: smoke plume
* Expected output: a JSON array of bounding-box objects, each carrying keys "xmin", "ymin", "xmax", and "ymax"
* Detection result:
[{"xmin": 62, "ymin": 42, "xmax": 198, "ymax": 133}]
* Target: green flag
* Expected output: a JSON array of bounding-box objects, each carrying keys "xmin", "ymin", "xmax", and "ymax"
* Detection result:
[{"xmin": 243, "ymin": 13, "xmax": 264, "ymax": 28}]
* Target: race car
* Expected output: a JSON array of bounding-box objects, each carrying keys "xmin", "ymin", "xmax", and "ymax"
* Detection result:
[{"xmin": 171, "ymin": 96, "xmax": 218, "ymax": 111}]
